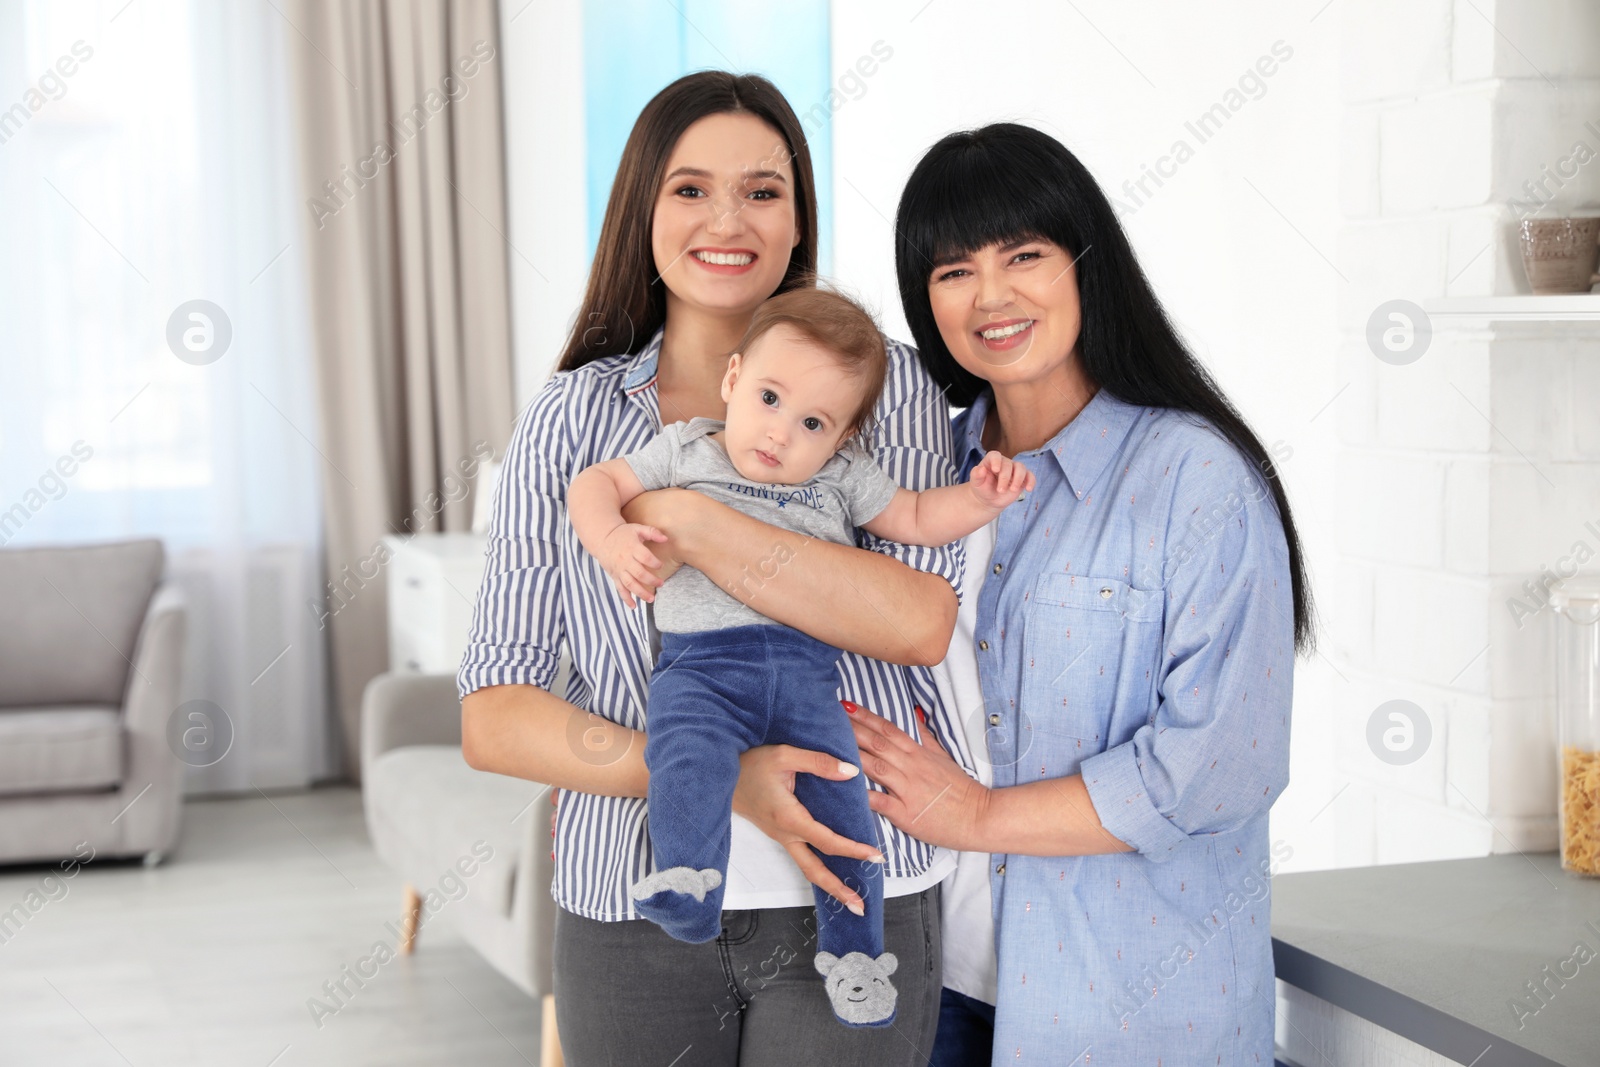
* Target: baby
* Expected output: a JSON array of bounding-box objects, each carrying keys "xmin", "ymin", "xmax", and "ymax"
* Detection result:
[{"xmin": 568, "ymin": 286, "xmax": 1033, "ymax": 1028}]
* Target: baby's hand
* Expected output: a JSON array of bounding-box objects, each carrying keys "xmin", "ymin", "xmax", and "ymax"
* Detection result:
[
  {"xmin": 969, "ymin": 451, "xmax": 1036, "ymax": 509},
  {"xmin": 599, "ymin": 523, "xmax": 668, "ymax": 608}
]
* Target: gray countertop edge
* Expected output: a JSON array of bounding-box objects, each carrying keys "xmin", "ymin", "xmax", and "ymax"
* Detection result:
[{"xmin": 1272, "ymin": 938, "xmax": 1564, "ymax": 1067}]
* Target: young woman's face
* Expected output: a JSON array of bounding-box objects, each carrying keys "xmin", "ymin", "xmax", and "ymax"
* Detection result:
[
  {"xmin": 926, "ymin": 237, "xmax": 1084, "ymax": 389},
  {"xmin": 652, "ymin": 112, "xmax": 801, "ymax": 320}
]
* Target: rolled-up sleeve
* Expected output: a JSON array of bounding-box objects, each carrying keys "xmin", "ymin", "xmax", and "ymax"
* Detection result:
[
  {"xmin": 858, "ymin": 342, "xmax": 966, "ymax": 601},
  {"xmin": 456, "ymin": 373, "xmax": 575, "ymax": 699},
  {"xmin": 1081, "ymin": 449, "xmax": 1295, "ymax": 859}
]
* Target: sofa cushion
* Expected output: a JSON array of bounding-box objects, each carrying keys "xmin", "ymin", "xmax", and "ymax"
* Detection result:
[
  {"xmin": 0, "ymin": 705, "xmax": 123, "ymax": 797},
  {"xmin": 365, "ymin": 745, "xmax": 540, "ymax": 918},
  {"xmin": 0, "ymin": 539, "xmax": 164, "ymax": 707}
]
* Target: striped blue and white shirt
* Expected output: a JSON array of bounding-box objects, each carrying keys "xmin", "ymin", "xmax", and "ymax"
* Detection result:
[{"xmin": 457, "ymin": 327, "xmax": 974, "ymax": 921}]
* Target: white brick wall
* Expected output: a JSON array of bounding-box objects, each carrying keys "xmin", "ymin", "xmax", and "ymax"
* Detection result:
[
  {"xmin": 1335, "ymin": 0, "xmax": 1600, "ymax": 863},
  {"xmin": 1469, "ymin": 0, "xmax": 1600, "ymax": 80},
  {"xmin": 1380, "ymin": 93, "xmax": 1496, "ymax": 214},
  {"xmin": 1372, "ymin": 337, "xmax": 1491, "ymax": 453},
  {"xmin": 1337, "ymin": 451, "xmax": 1449, "ymax": 568},
  {"xmin": 1339, "ymin": 0, "xmax": 1453, "ymax": 103}
]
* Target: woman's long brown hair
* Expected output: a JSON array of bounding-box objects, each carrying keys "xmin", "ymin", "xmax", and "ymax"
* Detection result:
[{"xmin": 556, "ymin": 72, "xmax": 819, "ymax": 372}]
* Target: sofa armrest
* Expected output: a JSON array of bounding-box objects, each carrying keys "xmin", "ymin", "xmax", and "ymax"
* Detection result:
[
  {"xmin": 513, "ymin": 774, "xmax": 558, "ymax": 998},
  {"xmin": 120, "ymin": 581, "xmax": 188, "ymax": 854},
  {"xmin": 360, "ymin": 673, "xmax": 462, "ymax": 779}
]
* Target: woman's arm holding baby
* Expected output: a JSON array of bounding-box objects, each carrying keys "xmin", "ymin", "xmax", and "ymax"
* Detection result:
[
  {"xmin": 624, "ymin": 491, "xmax": 956, "ymax": 667},
  {"xmin": 616, "ymin": 453, "xmax": 1029, "ymax": 666}
]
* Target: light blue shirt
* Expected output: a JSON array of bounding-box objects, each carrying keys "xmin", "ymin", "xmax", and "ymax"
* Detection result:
[{"xmin": 949, "ymin": 386, "xmax": 1294, "ymax": 1065}]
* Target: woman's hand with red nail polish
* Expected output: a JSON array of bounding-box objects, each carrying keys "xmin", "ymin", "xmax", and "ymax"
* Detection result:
[{"xmin": 847, "ymin": 700, "xmax": 990, "ymax": 852}]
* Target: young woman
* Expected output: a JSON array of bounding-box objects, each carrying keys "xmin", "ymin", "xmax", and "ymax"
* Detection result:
[
  {"xmin": 846, "ymin": 123, "xmax": 1317, "ymax": 1064},
  {"xmin": 457, "ymin": 72, "xmax": 970, "ymax": 1065}
]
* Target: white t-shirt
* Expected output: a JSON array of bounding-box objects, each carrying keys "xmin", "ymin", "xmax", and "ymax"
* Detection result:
[
  {"xmin": 929, "ymin": 520, "xmax": 999, "ymax": 1005},
  {"xmin": 721, "ymin": 817, "xmax": 955, "ymax": 909}
]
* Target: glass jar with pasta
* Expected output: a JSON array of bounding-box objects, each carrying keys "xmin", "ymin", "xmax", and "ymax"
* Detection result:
[{"xmin": 1551, "ymin": 582, "xmax": 1600, "ymax": 877}]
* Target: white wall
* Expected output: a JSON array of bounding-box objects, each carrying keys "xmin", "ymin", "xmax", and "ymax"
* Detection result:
[{"xmin": 499, "ymin": 0, "xmax": 588, "ymax": 403}]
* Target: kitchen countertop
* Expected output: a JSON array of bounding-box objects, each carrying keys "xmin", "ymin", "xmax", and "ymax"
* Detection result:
[{"xmin": 1271, "ymin": 852, "xmax": 1600, "ymax": 1067}]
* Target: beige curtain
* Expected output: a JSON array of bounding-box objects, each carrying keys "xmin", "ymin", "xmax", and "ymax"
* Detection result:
[{"xmin": 284, "ymin": 0, "xmax": 515, "ymax": 780}]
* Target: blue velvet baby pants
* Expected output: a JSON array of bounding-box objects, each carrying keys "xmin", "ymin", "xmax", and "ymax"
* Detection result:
[{"xmin": 636, "ymin": 623, "xmax": 884, "ymax": 964}]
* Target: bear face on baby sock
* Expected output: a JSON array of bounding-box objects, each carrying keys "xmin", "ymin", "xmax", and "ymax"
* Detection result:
[{"xmin": 814, "ymin": 950, "xmax": 898, "ymax": 1027}]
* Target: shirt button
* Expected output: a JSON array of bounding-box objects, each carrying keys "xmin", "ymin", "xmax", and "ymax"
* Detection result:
[
  {"xmin": 979, "ymin": 640, "xmax": 990, "ymax": 651},
  {"xmin": 988, "ymin": 713, "xmax": 1001, "ymax": 726},
  {"xmin": 996, "ymin": 863, "xmax": 1006, "ymax": 875},
  {"xmin": 1100, "ymin": 587, "xmax": 1114, "ymax": 599},
  {"xmin": 992, "ymin": 563, "xmax": 1002, "ymax": 575}
]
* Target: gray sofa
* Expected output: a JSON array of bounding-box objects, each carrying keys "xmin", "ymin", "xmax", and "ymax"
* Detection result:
[
  {"xmin": 0, "ymin": 538, "xmax": 187, "ymax": 866},
  {"xmin": 360, "ymin": 671, "xmax": 557, "ymax": 1008}
]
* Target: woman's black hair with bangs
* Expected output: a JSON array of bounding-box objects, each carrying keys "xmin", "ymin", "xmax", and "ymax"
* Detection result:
[{"xmin": 894, "ymin": 122, "xmax": 1316, "ymax": 654}]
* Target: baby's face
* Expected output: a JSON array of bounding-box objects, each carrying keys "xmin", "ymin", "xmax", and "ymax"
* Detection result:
[{"xmin": 719, "ymin": 323, "xmax": 865, "ymax": 484}]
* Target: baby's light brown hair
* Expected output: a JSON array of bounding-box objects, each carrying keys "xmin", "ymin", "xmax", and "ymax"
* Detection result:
[{"xmin": 733, "ymin": 286, "xmax": 888, "ymax": 437}]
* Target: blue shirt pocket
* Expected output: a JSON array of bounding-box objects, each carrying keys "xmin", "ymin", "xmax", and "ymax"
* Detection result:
[{"xmin": 1017, "ymin": 573, "xmax": 1164, "ymax": 780}]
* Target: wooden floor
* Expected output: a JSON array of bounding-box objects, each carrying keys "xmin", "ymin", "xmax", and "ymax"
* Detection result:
[{"xmin": 0, "ymin": 786, "xmax": 545, "ymax": 1066}]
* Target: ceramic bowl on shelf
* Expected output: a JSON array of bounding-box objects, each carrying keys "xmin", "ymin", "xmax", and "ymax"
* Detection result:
[{"xmin": 1518, "ymin": 217, "xmax": 1600, "ymax": 294}]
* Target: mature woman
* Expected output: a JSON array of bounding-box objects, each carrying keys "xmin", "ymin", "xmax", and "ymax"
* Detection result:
[
  {"xmin": 847, "ymin": 123, "xmax": 1316, "ymax": 1065},
  {"xmin": 457, "ymin": 72, "xmax": 968, "ymax": 1065}
]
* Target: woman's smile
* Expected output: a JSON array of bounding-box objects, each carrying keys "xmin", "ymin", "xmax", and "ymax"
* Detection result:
[
  {"xmin": 690, "ymin": 246, "xmax": 758, "ymax": 274},
  {"xmin": 977, "ymin": 317, "xmax": 1034, "ymax": 351}
]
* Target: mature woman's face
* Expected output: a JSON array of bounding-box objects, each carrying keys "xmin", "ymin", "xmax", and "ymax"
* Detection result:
[
  {"xmin": 926, "ymin": 237, "xmax": 1083, "ymax": 388},
  {"xmin": 652, "ymin": 112, "xmax": 801, "ymax": 320}
]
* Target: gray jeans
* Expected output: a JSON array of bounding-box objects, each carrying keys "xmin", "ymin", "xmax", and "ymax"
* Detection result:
[{"xmin": 552, "ymin": 883, "xmax": 943, "ymax": 1066}]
